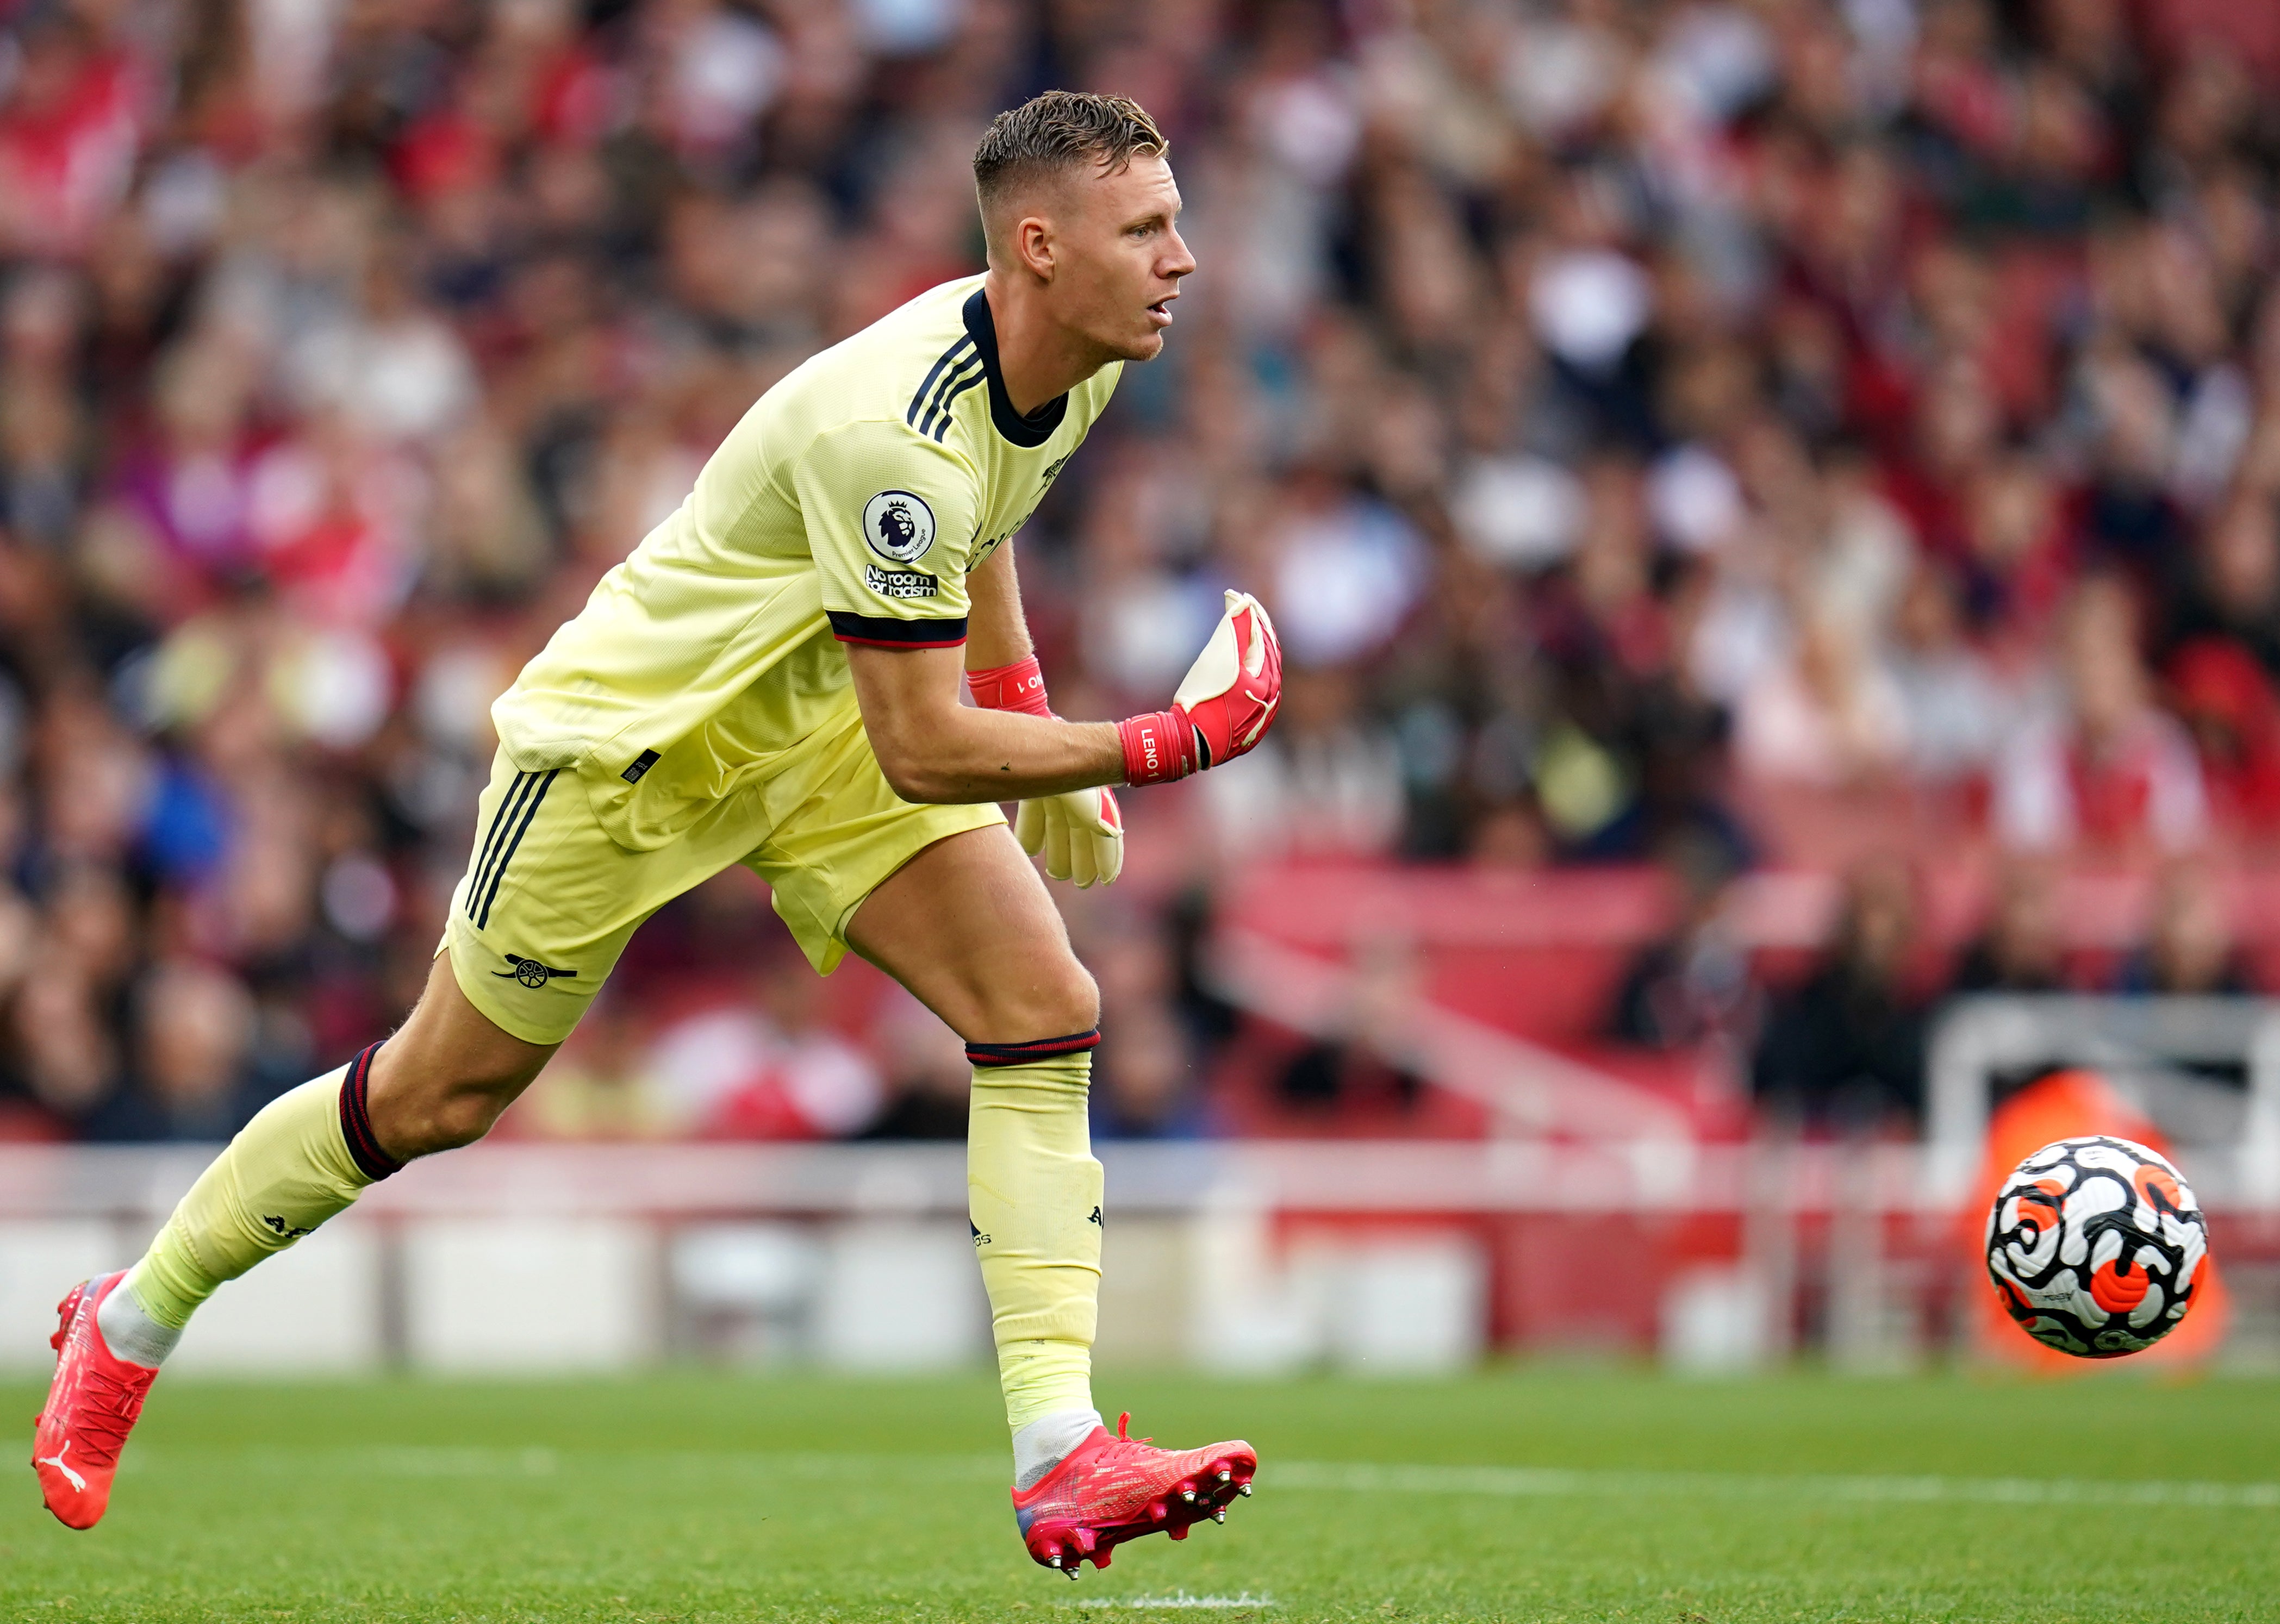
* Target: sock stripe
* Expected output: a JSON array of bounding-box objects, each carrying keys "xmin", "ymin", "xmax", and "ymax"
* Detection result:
[
  {"xmin": 337, "ymin": 1040, "xmax": 403, "ymax": 1183},
  {"xmin": 966, "ymin": 1029, "xmax": 1101, "ymax": 1067}
]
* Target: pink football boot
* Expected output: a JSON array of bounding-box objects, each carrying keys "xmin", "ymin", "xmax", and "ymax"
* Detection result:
[
  {"xmin": 1012, "ymin": 1412, "xmax": 1257, "ymax": 1578},
  {"xmin": 32, "ymin": 1272, "xmax": 159, "ymax": 1529}
]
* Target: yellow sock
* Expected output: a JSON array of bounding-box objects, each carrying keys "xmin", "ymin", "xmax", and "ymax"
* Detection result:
[
  {"xmin": 967, "ymin": 1038, "xmax": 1102, "ymax": 1432},
  {"xmin": 126, "ymin": 1046, "xmax": 394, "ymax": 1329}
]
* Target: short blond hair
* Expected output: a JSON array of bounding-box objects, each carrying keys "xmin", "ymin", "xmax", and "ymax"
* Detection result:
[{"xmin": 972, "ymin": 91, "xmax": 1167, "ymax": 220}]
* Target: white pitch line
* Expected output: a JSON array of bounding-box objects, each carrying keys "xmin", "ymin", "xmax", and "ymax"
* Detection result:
[
  {"xmin": 1063, "ymin": 1594, "xmax": 1276, "ymax": 1611},
  {"xmin": 1270, "ymin": 1460, "xmax": 2280, "ymax": 1510},
  {"xmin": 36, "ymin": 1441, "xmax": 2275, "ymax": 1513}
]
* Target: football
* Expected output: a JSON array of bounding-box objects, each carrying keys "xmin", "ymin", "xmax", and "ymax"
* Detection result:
[{"xmin": 1985, "ymin": 1136, "xmax": 2211, "ymax": 1358}]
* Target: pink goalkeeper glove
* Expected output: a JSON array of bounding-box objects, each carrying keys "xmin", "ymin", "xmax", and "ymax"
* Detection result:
[
  {"xmin": 966, "ymin": 654, "xmax": 1124, "ymax": 888},
  {"xmin": 1117, "ymin": 590, "xmax": 1283, "ymax": 785},
  {"xmin": 964, "ymin": 655, "xmax": 1052, "ymax": 718}
]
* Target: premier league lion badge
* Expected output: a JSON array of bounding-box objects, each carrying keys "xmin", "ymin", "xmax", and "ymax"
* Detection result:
[{"xmin": 863, "ymin": 490, "xmax": 936, "ymax": 564}]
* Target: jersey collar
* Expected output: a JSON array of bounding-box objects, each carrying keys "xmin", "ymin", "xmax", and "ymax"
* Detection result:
[{"xmin": 962, "ymin": 286, "xmax": 1069, "ymax": 448}]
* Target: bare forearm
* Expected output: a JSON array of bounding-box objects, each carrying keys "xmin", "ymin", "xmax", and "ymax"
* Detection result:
[
  {"xmin": 964, "ymin": 542, "xmax": 1032, "ymax": 671},
  {"xmin": 877, "ymin": 710, "xmax": 1123, "ymax": 803}
]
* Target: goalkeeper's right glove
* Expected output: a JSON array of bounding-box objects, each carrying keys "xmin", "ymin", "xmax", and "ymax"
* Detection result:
[{"xmin": 1117, "ymin": 589, "xmax": 1283, "ymax": 784}]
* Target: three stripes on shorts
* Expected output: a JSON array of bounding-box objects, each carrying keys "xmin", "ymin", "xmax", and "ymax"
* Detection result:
[{"xmin": 466, "ymin": 769, "xmax": 558, "ymax": 929}]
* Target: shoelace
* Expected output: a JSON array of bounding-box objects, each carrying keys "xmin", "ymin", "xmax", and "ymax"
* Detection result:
[
  {"xmin": 1090, "ymin": 1412, "xmax": 1162, "ymax": 1468},
  {"xmin": 68, "ymin": 1365, "xmax": 149, "ymax": 1468}
]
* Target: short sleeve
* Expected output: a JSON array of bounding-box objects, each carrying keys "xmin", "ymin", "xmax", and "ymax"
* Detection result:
[{"xmin": 799, "ymin": 420, "xmax": 980, "ymax": 648}]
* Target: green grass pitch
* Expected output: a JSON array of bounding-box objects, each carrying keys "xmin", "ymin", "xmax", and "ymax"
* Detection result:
[{"xmin": 5, "ymin": 1369, "xmax": 2279, "ymax": 1622}]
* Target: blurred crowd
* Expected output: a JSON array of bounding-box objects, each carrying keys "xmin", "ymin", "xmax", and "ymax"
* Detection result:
[
  {"xmin": 0, "ymin": 0, "xmax": 2275, "ymax": 1142},
  {"xmin": 1610, "ymin": 845, "xmax": 2258, "ymax": 1134}
]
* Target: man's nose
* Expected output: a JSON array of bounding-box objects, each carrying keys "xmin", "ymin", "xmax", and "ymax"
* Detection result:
[{"xmin": 1163, "ymin": 229, "xmax": 1197, "ymax": 278}]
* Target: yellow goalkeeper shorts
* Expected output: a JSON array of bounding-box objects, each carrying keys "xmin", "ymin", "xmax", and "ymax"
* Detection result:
[{"xmin": 440, "ymin": 705, "xmax": 1004, "ymax": 1046}]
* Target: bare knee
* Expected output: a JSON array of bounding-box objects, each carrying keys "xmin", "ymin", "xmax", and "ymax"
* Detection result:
[
  {"xmin": 967, "ymin": 956, "xmax": 1099, "ymax": 1044},
  {"xmin": 393, "ymin": 1078, "xmax": 521, "ymax": 1156},
  {"xmin": 364, "ymin": 960, "xmax": 555, "ymax": 1159},
  {"xmin": 367, "ymin": 1047, "xmax": 538, "ymax": 1158},
  {"xmin": 1046, "ymin": 962, "xmax": 1102, "ymax": 1037}
]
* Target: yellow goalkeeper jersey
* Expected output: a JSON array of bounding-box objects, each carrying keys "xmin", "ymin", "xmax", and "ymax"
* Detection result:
[{"xmin": 488, "ymin": 274, "xmax": 1119, "ymax": 847}]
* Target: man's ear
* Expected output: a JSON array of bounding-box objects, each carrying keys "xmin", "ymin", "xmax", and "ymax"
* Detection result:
[{"xmin": 1013, "ymin": 213, "xmax": 1056, "ymax": 282}]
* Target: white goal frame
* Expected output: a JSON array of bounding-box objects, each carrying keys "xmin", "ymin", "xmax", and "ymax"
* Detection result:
[{"xmin": 1926, "ymin": 995, "xmax": 2280, "ymax": 1207}]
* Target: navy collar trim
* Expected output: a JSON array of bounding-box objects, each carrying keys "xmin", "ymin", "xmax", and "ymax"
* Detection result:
[{"xmin": 962, "ymin": 287, "xmax": 1068, "ymax": 448}]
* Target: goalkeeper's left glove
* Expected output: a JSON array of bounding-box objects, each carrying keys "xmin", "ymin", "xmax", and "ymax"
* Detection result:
[
  {"xmin": 965, "ymin": 654, "xmax": 1124, "ymax": 888},
  {"xmin": 1016, "ymin": 784, "xmax": 1123, "ymax": 889}
]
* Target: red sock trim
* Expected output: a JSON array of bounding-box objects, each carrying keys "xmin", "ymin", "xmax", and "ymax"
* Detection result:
[
  {"xmin": 967, "ymin": 1029, "xmax": 1102, "ymax": 1067},
  {"xmin": 337, "ymin": 1041, "xmax": 403, "ymax": 1182}
]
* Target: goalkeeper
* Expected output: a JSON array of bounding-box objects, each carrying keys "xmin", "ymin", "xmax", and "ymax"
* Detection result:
[{"xmin": 33, "ymin": 90, "xmax": 1273, "ymax": 1575}]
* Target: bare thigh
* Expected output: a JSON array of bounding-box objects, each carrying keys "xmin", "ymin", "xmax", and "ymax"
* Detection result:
[
  {"xmin": 370, "ymin": 826, "xmax": 1086, "ymax": 1158},
  {"xmin": 366, "ymin": 950, "xmax": 559, "ymax": 1159},
  {"xmin": 846, "ymin": 824, "xmax": 1098, "ymax": 1042}
]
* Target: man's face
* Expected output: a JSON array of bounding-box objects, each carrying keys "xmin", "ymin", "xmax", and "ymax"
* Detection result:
[{"xmin": 1033, "ymin": 153, "xmax": 1195, "ymax": 363}]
